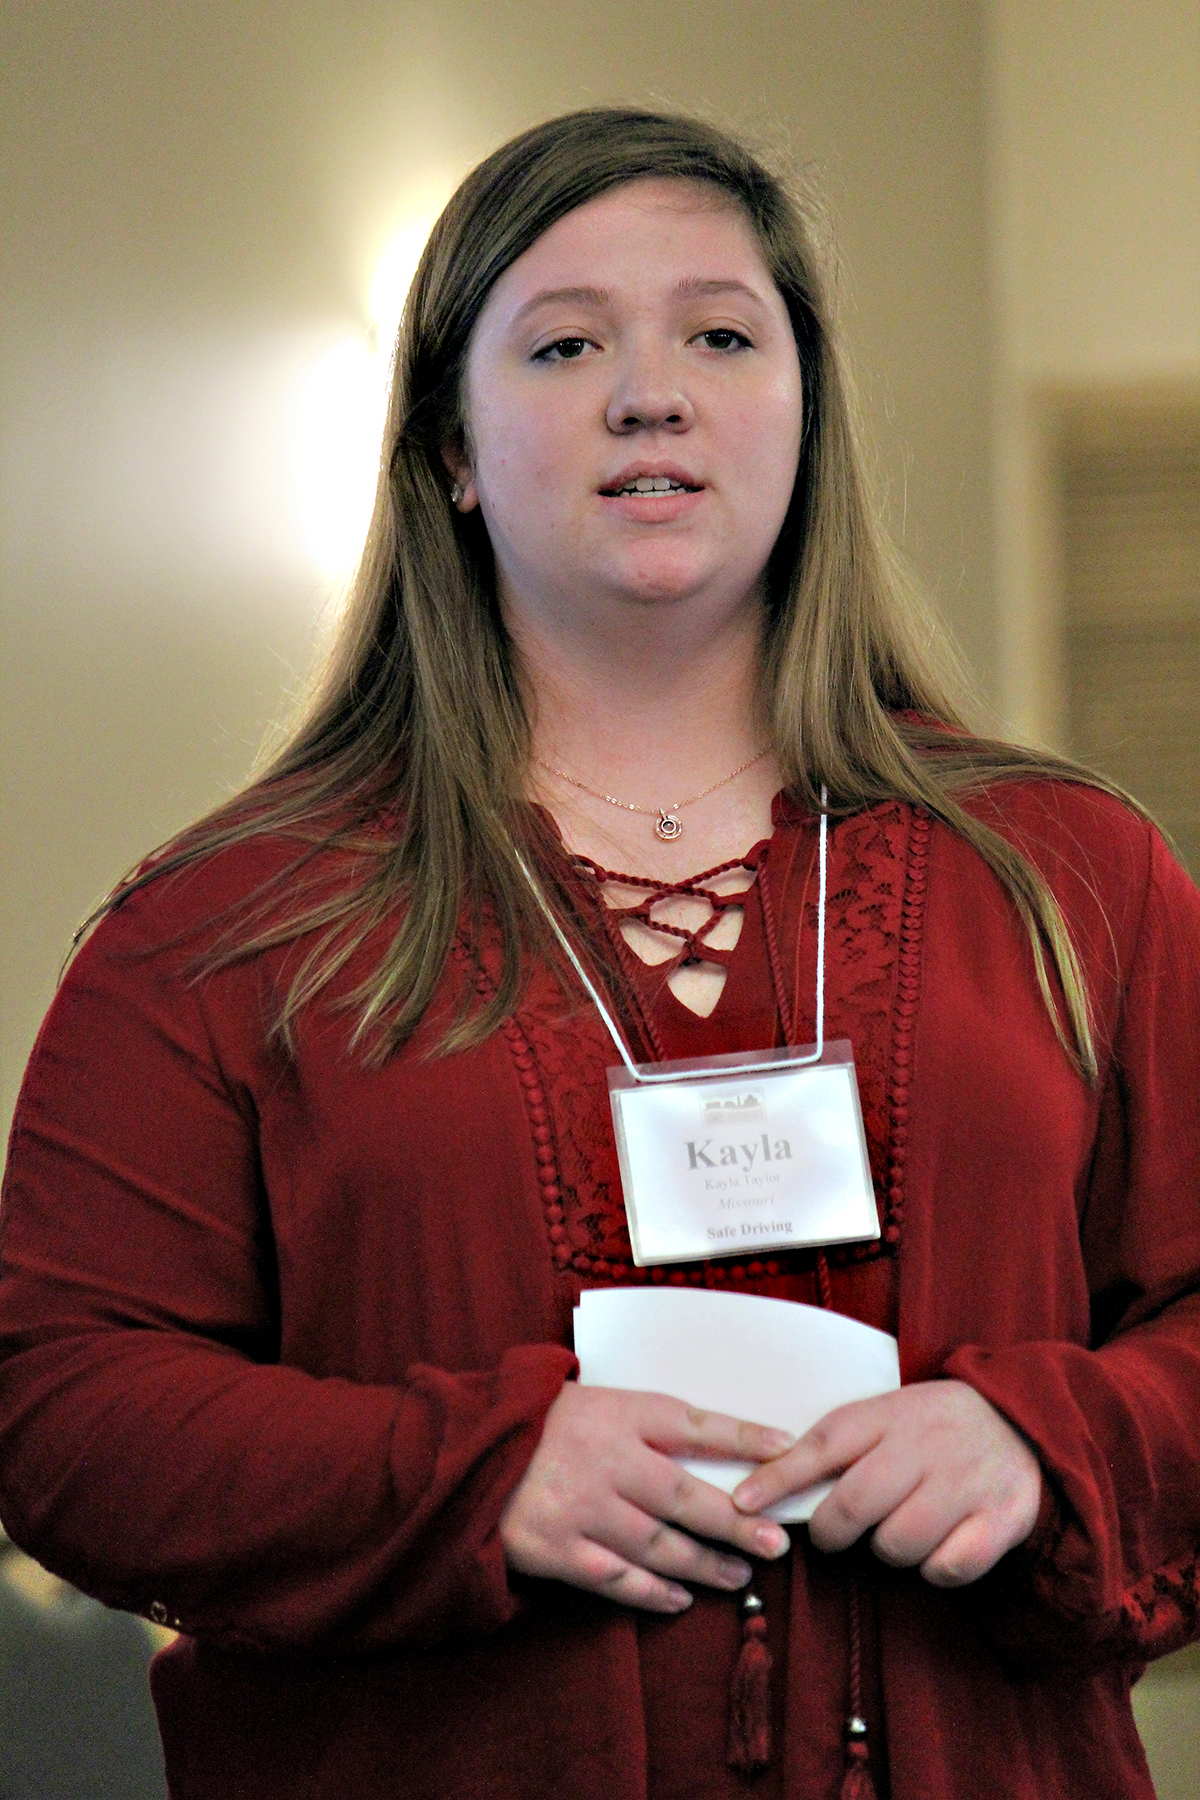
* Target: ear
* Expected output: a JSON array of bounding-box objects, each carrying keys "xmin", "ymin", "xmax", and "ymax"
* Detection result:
[{"xmin": 439, "ymin": 440, "xmax": 479, "ymax": 512}]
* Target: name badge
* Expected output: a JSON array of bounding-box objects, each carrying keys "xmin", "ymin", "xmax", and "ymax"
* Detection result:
[{"xmin": 607, "ymin": 1040, "xmax": 878, "ymax": 1267}]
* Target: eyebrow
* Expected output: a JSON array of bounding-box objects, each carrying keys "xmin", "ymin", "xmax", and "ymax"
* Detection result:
[
  {"xmin": 673, "ymin": 277, "xmax": 770, "ymax": 307},
  {"xmin": 508, "ymin": 276, "xmax": 771, "ymax": 328},
  {"xmin": 509, "ymin": 286, "xmax": 611, "ymax": 325}
]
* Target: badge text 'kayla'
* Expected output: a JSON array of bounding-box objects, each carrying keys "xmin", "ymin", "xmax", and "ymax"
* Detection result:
[{"xmin": 686, "ymin": 1133, "xmax": 793, "ymax": 1171}]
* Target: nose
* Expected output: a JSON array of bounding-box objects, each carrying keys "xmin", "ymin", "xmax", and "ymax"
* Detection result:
[{"xmin": 605, "ymin": 344, "xmax": 695, "ymax": 435}]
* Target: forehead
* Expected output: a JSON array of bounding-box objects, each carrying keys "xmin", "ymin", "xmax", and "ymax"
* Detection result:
[{"xmin": 479, "ymin": 178, "xmax": 775, "ymax": 317}]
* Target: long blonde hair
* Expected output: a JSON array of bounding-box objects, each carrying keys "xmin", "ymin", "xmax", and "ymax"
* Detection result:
[{"xmin": 95, "ymin": 108, "xmax": 1128, "ymax": 1080}]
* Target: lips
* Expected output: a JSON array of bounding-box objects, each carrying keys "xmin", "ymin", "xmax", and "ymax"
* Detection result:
[{"xmin": 598, "ymin": 463, "xmax": 704, "ymax": 497}]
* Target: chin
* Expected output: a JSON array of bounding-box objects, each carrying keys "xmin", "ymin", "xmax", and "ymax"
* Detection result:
[{"xmin": 609, "ymin": 552, "xmax": 719, "ymax": 608}]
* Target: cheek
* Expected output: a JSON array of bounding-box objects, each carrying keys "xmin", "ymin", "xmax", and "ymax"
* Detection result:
[
  {"xmin": 472, "ymin": 398, "xmax": 579, "ymax": 523},
  {"xmin": 743, "ymin": 378, "xmax": 803, "ymax": 510},
  {"xmin": 468, "ymin": 400, "xmax": 587, "ymax": 576}
]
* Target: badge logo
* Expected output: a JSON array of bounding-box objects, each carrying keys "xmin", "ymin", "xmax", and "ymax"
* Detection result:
[{"xmin": 699, "ymin": 1086, "xmax": 767, "ymax": 1128}]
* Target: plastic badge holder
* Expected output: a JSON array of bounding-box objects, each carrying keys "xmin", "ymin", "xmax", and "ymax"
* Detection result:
[{"xmin": 607, "ymin": 1038, "xmax": 878, "ymax": 1267}]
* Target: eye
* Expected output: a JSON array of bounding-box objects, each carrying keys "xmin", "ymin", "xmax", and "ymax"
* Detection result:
[
  {"xmin": 532, "ymin": 336, "xmax": 594, "ymax": 363},
  {"xmin": 693, "ymin": 327, "xmax": 752, "ymax": 352}
]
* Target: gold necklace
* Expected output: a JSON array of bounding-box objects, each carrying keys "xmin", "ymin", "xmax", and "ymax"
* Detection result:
[{"xmin": 534, "ymin": 746, "xmax": 770, "ymax": 841}]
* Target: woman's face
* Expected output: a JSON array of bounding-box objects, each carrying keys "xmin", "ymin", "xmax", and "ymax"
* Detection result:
[{"xmin": 450, "ymin": 178, "xmax": 804, "ymax": 633}]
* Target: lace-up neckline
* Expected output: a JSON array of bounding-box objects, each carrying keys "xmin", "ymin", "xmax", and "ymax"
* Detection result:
[{"xmin": 574, "ymin": 850, "xmax": 763, "ymax": 1019}]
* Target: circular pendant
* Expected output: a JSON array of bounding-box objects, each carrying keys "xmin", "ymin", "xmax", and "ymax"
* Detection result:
[{"xmin": 655, "ymin": 811, "xmax": 683, "ymax": 841}]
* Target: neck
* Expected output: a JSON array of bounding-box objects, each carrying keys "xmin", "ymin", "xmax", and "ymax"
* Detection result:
[{"xmin": 511, "ymin": 590, "xmax": 769, "ymax": 795}]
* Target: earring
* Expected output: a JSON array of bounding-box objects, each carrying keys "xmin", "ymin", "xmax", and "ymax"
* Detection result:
[{"xmin": 449, "ymin": 482, "xmax": 463, "ymax": 506}]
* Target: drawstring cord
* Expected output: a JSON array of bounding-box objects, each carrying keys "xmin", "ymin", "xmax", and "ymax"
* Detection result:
[
  {"xmin": 743, "ymin": 830, "xmax": 879, "ymax": 1796},
  {"xmin": 758, "ymin": 840, "xmax": 799, "ymax": 1048},
  {"xmin": 725, "ymin": 842, "xmax": 798, "ymax": 1773},
  {"xmin": 840, "ymin": 1569, "xmax": 877, "ymax": 1800}
]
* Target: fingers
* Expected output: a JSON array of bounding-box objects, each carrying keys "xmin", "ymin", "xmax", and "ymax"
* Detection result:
[
  {"xmin": 498, "ymin": 1384, "xmax": 794, "ymax": 1614},
  {"xmin": 728, "ymin": 1382, "xmax": 1044, "ymax": 1587},
  {"xmin": 504, "ymin": 1475, "xmax": 772, "ymax": 1612},
  {"xmin": 559, "ymin": 1534, "xmax": 695, "ymax": 1615},
  {"xmin": 808, "ymin": 1445, "xmax": 921, "ymax": 1555},
  {"xmin": 629, "ymin": 1443, "xmax": 791, "ymax": 1562},
  {"xmin": 916, "ymin": 1460, "xmax": 1042, "ymax": 1584},
  {"xmin": 731, "ymin": 1396, "xmax": 891, "ymax": 1515},
  {"xmin": 919, "ymin": 1513, "xmax": 1008, "ymax": 1588},
  {"xmin": 594, "ymin": 1495, "xmax": 755, "ymax": 1594},
  {"xmin": 641, "ymin": 1394, "xmax": 797, "ymax": 1466}
]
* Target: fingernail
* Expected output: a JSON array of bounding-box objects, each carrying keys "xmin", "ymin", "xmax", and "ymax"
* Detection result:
[
  {"xmin": 734, "ymin": 1481, "xmax": 761, "ymax": 1511},
  {"xmin": 755, "ymin": 1524, "xmax": 790, "ymax": 1558},
  {"xmin": 666, "ymin": 1585, "xmax": 693, "ymax": 1611},
  {"xmin": 720, "ymin": 1559, "xmax": 753, "ymax": 1589},
  {"xmin": 762, "ymin": 1429, "xmax": 797, "ymax": 1454}
]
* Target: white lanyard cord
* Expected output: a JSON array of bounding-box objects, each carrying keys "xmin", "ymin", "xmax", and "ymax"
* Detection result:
[{"xmin": 516, "ymin": 788, "xmax": 829, "ymax": 1084}]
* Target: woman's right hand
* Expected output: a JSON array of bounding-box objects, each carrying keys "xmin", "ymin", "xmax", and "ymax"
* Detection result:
[{"xmin": 498, "ymin": 1382, "xmax": 794, "ymax": 1613}]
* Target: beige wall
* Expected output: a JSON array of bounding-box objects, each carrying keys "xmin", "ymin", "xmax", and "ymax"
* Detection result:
[{"xmin": 988, "ymin": 0, "xmax": 1200, "ymax": 744}]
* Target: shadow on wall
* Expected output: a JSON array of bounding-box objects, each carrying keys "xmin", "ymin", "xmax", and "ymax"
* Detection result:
[
  {"xmin": 1131, "ymin": 1642, "xmax": 1200, "ymax": 1800},
  {"xmin": 0, "ymin": 1532, "xmax": 168, "ymax": 1799}
]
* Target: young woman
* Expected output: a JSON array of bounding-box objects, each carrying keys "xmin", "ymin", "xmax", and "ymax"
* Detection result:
[{"xmin": 1, "ymin": 109, "xmax": 1197, "ymax": 1800}]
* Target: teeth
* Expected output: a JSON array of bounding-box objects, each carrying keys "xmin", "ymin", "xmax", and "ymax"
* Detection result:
[{"xmin": 618, "ymin": 476, "xmax": 688, "ymax": 494}]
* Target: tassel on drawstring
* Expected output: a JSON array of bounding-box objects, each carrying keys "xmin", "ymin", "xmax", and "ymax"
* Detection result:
[
  {"xmin": 840, "ymin": 1716, "xmax": 877, "ymax": 1800},
  {"xmin": 839, "ymin": 1575, "xmax": 878, "ymax": 1799},
  {"xmin": 727, "ymin": 1590, "xmax": 773, "ymax": 1770}
]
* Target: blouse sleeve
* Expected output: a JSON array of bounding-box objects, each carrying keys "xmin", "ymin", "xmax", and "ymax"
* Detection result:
[
  {"xmin": 0, "ymin": 882, "xmax": 575, "ymax": 1655},
  {"xmin": 947, "ymin": 825, "xmax": 1200, "ymax": 1672}
]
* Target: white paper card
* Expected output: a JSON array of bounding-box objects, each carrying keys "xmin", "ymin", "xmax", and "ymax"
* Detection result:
[
  {"xmin": 574, "ymin": 1286, "xmax": 899, "ymax": 1523},
  {"xmin": 607, "ymin": 1041, "xmax": 878, "ymax": 1267}
]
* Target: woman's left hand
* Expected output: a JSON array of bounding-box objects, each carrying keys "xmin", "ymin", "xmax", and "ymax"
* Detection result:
[{"xmin": 731, "ymin": 1379, "xmax": 1043, "ymax": 1587}]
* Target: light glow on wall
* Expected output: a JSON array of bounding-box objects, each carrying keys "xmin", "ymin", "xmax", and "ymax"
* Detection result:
[
  {"xmin": 368, "ymin": 213, "xmax": 442, "ymax": 358},
  {"xmin": 293, "ymin": 194, "xmax": 452, "ymax": 582},
  {"xmin": 293, "ymin": 335, "xmax": 384, "ymax": 581}
]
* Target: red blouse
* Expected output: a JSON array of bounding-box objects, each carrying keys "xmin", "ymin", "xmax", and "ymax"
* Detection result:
[{"xmin": 1, "ymin": 784, "xmax": 1198, "ymax": 1800}]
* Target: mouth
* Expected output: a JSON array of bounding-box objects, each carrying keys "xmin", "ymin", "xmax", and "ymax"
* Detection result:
[{"xmin": 599, "ymin": 467, "xmax": 704, "ymax": 498}]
